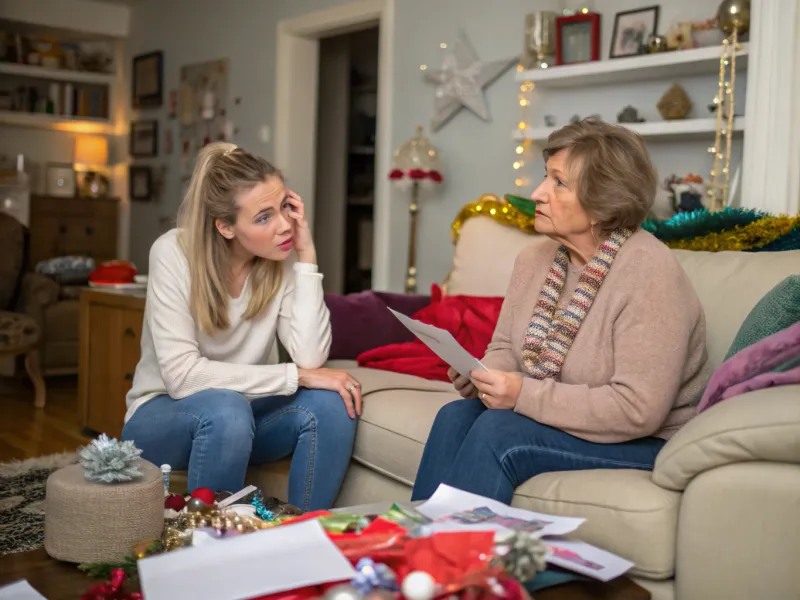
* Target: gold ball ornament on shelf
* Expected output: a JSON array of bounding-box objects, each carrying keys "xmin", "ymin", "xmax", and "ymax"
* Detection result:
[{"xmin": 716, "ymin": 0, "xmax": 751, "ymax": 35}]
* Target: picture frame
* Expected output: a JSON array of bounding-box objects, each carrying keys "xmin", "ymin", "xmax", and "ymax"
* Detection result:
[
  {"xmin": 555, "ymin": 12, "xmax": 601, "ymax": 66},
  {"xmin": 610, "ymin": 6, "xmax": 660, "ymax": 59},
  {"xmin": 45, "ymin": 163, "xmax": 76, "ymax": 197},
  {"xmin": 130, "ymin": 120, "xmax": 159, "ymax": 158},
  {"xmin": 132, "ymin": 51, "xmax": 164, "ymax": 108},
  {"xmin": 129, "ymin": 166, "xmax": 153, "ymax": 201}
]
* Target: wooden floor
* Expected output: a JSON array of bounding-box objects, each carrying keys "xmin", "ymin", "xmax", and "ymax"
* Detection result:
[{"xmin": 0, "ymin": 376, "xmax": 90, "ymax": 462}]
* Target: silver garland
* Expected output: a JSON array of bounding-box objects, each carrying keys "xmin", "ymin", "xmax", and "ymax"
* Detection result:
[{"xmin": 78, "ymin": 434, "xmax": 143, "ymax": 483}]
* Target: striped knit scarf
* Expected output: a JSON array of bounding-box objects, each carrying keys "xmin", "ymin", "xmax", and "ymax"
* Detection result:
[{"xmin": 522, "ymin": 227, "xmax": 633, "ymax": 379}]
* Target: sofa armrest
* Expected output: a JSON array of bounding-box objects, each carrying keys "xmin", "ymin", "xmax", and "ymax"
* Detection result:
[
  {"xmin": 15, "ymin": 272, "xmax": 60, "ymax": 331},
  {"xmin": 652, "ymin": 385, "xmax": 800, "ymax": 491}
]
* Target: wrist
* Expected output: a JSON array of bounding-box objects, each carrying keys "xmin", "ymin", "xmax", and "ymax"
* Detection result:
[{"xmin": 297, "ymin": 251, "xmax": 317, "ymax": 265}]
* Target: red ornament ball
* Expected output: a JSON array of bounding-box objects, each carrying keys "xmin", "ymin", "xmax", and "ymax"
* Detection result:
[
  {"xmin": 164, "ymin": 494, "xmax": 186, "ymax": 511},
  {"xmin": 190, "ymin": 487, "xmax": 216, "ymax": 505}
]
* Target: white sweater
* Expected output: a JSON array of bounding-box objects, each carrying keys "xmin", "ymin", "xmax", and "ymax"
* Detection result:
[{"xmin": 124, "ymin": 229, "xmax": 331, "ymax": 422}]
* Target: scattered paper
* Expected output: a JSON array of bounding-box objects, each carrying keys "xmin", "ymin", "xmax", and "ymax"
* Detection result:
[
  {"xmin": 138, "ymin": 519, "xmax": 356, "ymax": 600},
  {"xmin": 388, "ymin": 309, "xmax": 486, "ymax": 378},
  {"xmin": 0, "ymin": 581, "xmax": 47, "ymax": 600},
  {"xmin": 545, "ymin": 538, "xmax": 634, "ymax": 582},
  {"xmin": 418, "ymin": 484, "xmax": 585, "ymax": 538}
]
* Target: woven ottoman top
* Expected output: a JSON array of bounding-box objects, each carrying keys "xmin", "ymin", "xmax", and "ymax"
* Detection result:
[{"xmin": 0, "ymin": 311, "xmax": 39, "ymax": 355}]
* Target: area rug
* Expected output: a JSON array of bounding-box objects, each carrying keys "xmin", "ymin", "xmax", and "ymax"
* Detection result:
[{"xmin": 0, "ymin": 452, "xmax": 77, "ymax": 555}]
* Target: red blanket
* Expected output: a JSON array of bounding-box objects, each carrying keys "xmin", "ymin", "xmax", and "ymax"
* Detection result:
[{"xmin": 357, "ymin": 284, "xmax": 504, "ymax": 381}]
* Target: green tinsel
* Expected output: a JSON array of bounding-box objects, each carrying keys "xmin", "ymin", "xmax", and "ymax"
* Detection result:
[
  {"xmin": 752, "ymin": 223, "xmax": 800, "ymax": 252},
  {"xmin": 505, "ymin": 193, "xmax": 536, "ymax": 217},
  {"xmin": 78, "ymin": 554, "xmax": 139, "ymax": 580}
]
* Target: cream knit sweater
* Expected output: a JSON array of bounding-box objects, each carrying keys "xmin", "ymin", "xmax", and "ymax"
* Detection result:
[{"xmin": 124, "ymin": 229, "xmax": 331, "ymax": 423}]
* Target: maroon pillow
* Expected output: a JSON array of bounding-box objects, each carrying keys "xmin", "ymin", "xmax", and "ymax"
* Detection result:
[{"xmin": 324, "ymin": 291, "xmax": 431, "ymax": 360}]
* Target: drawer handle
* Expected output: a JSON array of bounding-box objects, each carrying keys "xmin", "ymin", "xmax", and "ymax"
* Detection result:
[
  {"xmin": 124, "ymin": 372, "xmax": 134, "ymax": 381},
  {"xmin": 123, "ymin": 327, "xmax": 135, "ymax": 337},
  {"xmin": 59, "ymin": 224, "xmax": 67, "ymax": 234},
  {"xmin": 86, "ymin": 226, "xmax": 94, "ymax": 235}
]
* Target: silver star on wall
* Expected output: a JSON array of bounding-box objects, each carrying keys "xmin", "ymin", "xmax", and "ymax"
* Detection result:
[{"xmin": 424, "ymin": 30, "xmax": 517, "ymax": 131}]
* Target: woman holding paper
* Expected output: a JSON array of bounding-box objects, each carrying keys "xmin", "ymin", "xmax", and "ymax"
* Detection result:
[
  {"xmin": 122, "ymin": 143, "xmax": 361, "ymax": 510},
  {"xmin": 411, "ymin": 118, "xmax": 710, "ymax": 503}
]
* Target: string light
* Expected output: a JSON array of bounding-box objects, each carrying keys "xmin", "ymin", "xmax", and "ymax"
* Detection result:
[
  {"xmin": 707, "ymin": 35, "xmax": 739, "ymax": 211},
  {"xmin": 514, "ymin": 78, "xmax": 535, "ymax": 191}
]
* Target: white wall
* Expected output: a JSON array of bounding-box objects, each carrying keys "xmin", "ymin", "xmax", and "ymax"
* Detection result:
[{"xmin": 125, "ymin": 0, "xmax": 734, "ymax": 290}]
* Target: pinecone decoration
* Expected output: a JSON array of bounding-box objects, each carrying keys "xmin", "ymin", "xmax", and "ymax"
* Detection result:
[{"xmin": 78, "ymin": 434, "xmax": 144, "ymax": 483}]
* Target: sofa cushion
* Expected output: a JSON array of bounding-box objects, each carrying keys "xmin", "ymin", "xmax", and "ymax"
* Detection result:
[
  {"xmin": 512, "ymin": 469, "xmax": 680, "ymax": 579},
  {"xmin": 724, "ymin": 275, "xmax": 800, "ymax": 361},
  {"xmin": 337, "ymin": 365, "xmax": 455, "ymax": 484},
  {"xmin": 671, "ymin": 249, "xmax": 800, "ymax": 370}
]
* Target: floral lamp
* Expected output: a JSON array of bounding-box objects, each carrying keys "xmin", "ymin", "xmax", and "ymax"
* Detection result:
[{"xmin": 389, "ymin": 125, "xmax": 443, "ymax": 294}]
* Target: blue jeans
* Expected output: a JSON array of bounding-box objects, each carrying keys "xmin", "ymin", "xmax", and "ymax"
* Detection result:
[
  {"xmin": 121, "ymin": 388, "xmax": 357, "ymax": 511},
  {"xmin": 410, "ymin": 399, "xmax": 666, "ymax": 503}
]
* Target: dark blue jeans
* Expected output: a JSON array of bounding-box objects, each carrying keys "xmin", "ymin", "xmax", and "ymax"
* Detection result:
[
  {"xmin": 410, "ymin": 399, "xmax": 665, "ymax": 504},
  {"xmin": 121, "ymin": 388, "xmax": 356, "ymax": 510}
]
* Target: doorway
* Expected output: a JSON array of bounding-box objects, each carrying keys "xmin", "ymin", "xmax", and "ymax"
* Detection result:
[
  {"xmin": 274, "ymin": 0, "xmax": 394, "ymax": 291},
  {"xmin": 314, "ymin": 27, "xmax": 379, "ymax": 294}
]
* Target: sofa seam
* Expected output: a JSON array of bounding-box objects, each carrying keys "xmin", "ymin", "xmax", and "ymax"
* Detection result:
[{"xmin": 518, "ymin": 494, "xmax": 680, "ymax": 514}]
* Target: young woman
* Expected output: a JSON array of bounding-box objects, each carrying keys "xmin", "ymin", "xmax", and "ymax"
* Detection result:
[{"xmin": 122, "ymin": 142, "xmax": 361, "ymax": 511}]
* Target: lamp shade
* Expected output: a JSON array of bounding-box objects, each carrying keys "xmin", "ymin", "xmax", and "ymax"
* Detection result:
[
  {"xmin": 388, "ymin": 125, "xmax": 442, "ymax": 190},
  {"xmin": 74, "ymin": 136, "xmax": 108, "ymax": 168}
]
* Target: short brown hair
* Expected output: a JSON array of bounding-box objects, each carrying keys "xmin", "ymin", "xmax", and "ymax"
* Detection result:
[{"xmin": 543, "ymin": 117, "xmax": 656, "ymax": 232}]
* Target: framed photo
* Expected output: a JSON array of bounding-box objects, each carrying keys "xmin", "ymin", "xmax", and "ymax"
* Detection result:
[
  {"xmin": 129, "ymin": 166, "xmax": 153, "ymax": 201},
  {"xmin": 610, "ymin": 6, "xmax": 660, "ymax": 59},
  {"xmin": 130, "ymin": 120, "xmax": 159, "ymax": 158},
  {"xmin": 132, "ymin": 51, "xmax": 164, "ymax": 108},
  {"xmin": 45, "ymin": 163, "xmax": 76, "ymax": 197},
  {"xmin": 555, "ymin": 12, "xmax": 601, "ymax": 65}
]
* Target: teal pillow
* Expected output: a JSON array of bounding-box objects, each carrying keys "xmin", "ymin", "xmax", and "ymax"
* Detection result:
[{"xmin": 725, "ymin": 275, "xmax": 800, "ymax": 360}]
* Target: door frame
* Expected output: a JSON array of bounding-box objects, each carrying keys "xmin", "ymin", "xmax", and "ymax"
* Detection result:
[{"xmin": 275, "ymin": 0, "xmax": 395, "ymax": 291}]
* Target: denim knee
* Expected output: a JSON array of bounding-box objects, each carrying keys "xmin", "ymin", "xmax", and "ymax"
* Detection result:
[
  {"xmin": 296, "ymin": 389, "xmax": 357, "ymax": 438},
  {"xmin": 195, "ymin": 389, "xmax": 255, "ymax": 440}
]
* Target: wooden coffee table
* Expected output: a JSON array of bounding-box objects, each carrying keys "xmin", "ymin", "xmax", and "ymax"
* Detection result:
[{"xmin": 0, "ymin": 547, "xmax": 649, "ymax": 600}]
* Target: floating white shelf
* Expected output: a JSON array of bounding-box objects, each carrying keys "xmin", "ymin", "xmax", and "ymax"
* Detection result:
[
  {"xmin": 0, "ymin": 110, "xmax": 115, "ymax": 134},
  {"xmin": 0, "ymin": 62, "xmax": 114, "ymax": 85},
  {"xmin": 516, "ymin": 44, "xmax": 749, "ymax": 89},
  {"xmin": 514, "ymin": 117, "xmax": 746, "ymax": 143}
]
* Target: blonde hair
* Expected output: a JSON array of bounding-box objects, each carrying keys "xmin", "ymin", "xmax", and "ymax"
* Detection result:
[
  {"xmin": 177, "ymin": 142, "xmax": 284, "ymax": 336},
  {"xmin": 543, "ymin": 118, "xmax": 657, "ymax": 233}
]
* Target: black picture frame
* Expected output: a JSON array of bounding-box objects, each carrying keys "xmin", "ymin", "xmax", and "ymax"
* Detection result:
[
  {"xmin": 609, "ymin": 6, "xmax": 660, "ymax": 59},
  {"xmin": 132, "ymin": 50, "xmax": 164, "ymax": 108},
  {"xmin": 130, "ymin": 120, "xmax": 159, "ymax": 158},
  {"xmin": 129, "ymin": 166, "xmax": 153, "ymax": 201}
]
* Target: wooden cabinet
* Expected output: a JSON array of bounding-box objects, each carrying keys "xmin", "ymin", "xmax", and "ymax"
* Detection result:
[
  {"xmin": 78, "ymin": 289, "xmax": 144, "ymax": 438},
  {"xmin": 29, "ymin": 195, "xmax": 119, "ymax": 268}
]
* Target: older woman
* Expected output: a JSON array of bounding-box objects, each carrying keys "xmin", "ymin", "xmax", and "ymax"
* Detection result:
[{"xmin": 411, "ymin": 118, "xmax": 711, "ymax": 504}]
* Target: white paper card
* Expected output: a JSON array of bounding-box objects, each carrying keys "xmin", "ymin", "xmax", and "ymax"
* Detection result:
[
  {"xmin": 388, "ymin": 309, "xmax": 486, "ymax": 378},
  {"xmin": 0, "ymin": 581, "xmax": 47, "ymax": 600},
  {"xmin": 545, "ymin": 538, "xmax": 634, "ymax": 582},
  {"xmin": 138, "ymin": 519, "xmax": 356, "ymax": 600},
  {"xmin": 418, "ymin": 484, "xmax": 585, "ymax": 538}
]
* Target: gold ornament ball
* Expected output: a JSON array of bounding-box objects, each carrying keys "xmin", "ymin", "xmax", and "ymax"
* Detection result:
[
  {"xmin": 132, "ymin": 539, "xmax": 155, "ymax": 559},
  {"xmin": 186, "ymin": 497, "xmax": 209, "ymax": 513},
  {"xmin": 716, "ymin": 0, "xmax": 750, "ymax": 35}
]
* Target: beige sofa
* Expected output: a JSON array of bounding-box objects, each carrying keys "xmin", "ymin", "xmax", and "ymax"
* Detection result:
[{"xmin": 249, "ymin": 216, "xmax": 800, "ymax": 600}]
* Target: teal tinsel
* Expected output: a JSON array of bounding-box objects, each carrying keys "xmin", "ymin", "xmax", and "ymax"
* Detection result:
[
  {"xmin": 642, "ymin": 208, "xmax": 769, "ymax": 242},
  {"xmin": 251, "ymin": 491, "xmax": 275, "ymax": 521},
  {"xmin": 505, "ymin": 194, "xmax": 536, "ymax": 217}
]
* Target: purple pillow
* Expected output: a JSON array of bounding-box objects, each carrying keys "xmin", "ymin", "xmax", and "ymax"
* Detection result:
[{"xmin": 324, "ymin": 291, "xmax": 431, "ymax": 360}]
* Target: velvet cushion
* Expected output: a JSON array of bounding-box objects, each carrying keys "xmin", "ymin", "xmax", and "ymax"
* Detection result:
[
  {"xmin": 724, "ymin": 275, "xmax": 800, "ymax": 361},
  {"xmin": 324, "ymin": 291, "xmax": 431, "ymax": 360}
]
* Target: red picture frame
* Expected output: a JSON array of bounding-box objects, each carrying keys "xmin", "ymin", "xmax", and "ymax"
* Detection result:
[{"xmin": 555, "ymin": 12, "xmax": 601, "ymax": 66}]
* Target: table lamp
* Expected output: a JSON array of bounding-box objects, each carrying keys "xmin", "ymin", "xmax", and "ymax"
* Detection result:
[
  {"xmin": 389, "ymin": 125, "xmax": 443, "ymax": 294},
  {"xmin": 74, "ymin": 135, "xmax": 109, "ymax": 198}
]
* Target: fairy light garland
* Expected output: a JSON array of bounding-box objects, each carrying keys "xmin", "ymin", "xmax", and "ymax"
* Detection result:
[
  {"xmin": 514, "ymin": 74, "xmax": 535, "ymax": 191},
  {"xmin": 707, "ymin": 34, "xmax": 739, "ymax": 211}
]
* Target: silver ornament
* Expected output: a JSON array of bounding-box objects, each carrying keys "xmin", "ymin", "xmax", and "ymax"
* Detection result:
[
  {"xmin": 186, "ymin": 497, "xmax": 209, "ymax": 513},
  {"xmin": 324, "ymin": 584, "xmax": 363, "ymax": 600}
]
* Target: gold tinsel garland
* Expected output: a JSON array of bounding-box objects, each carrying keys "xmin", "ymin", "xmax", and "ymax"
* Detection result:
[
  {"xmin": 450, "ymin": 194, "xmax": 537, "ymax": 244},
  {"xmin": 664, "ymin": 215, "xmax": 800, "ymax": 251}
]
